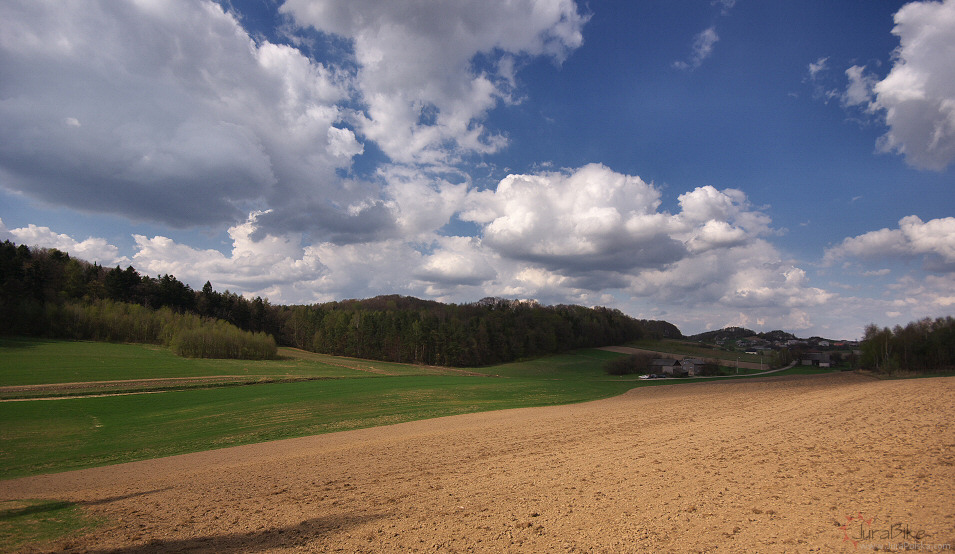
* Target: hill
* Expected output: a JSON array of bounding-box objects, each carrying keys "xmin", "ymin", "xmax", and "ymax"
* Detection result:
[
  {"xmin": 688, "ymin": 327, "xmax": 799, "ymax": 344},
  {"xmin": 0, "ymin": 240, "xmax": 679, "ymax": 366}
]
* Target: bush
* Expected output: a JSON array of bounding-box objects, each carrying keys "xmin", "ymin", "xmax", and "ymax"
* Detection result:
[
  {"xmin": 31, "ymin": 299, "xmax": 277, "ymax": 360},
  {"xmin": 603, "ymin": 353, "xmax": 656, "ymax": 375},
  {"xmin": 697, "ymin": 359, "xmax": 724, "ymax": 376},
  {"xmin": 171, "ymin": 324, "xmax": 277, "ymax": 360}
]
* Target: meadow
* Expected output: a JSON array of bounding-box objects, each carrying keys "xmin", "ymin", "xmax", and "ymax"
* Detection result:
[{"xmin": 0, "ymin": 339, "xmax": 643, "ymax": 480}]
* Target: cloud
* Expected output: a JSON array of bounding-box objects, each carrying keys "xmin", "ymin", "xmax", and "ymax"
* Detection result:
[
  {"xmin": 673, "ymin": 26, "xmax": 719, "ymax": 71},
  {"xmin": 844, "ymin": 272, "xmax": 955, "ymax": 325},
  {"xmin": 712, "ymin": 0, "xmax": 737, "ymax": 16},
  {"xmin": 871, "ymin": 0, "xmax": 955, "ymax": 170},
  {"xmin": 326, "ymin": 127, "xmax": 364, "ymax": 160},
  {"xmin": 804, "ymin": 56, "xmax": 843, "ymax": 104},
  {"xmin": 808, "ymin": 56, "xmax": 829, "ymax": 79},
  {"xmin": 281, "ymin": 0, "xmax": 588, "ymax": 166},
  {"xmin": 461, "ymin": 165, "xmax": 775, "ymax": 280},
  {"xmin": 629, "ymin": 239, "xmax": 831, "ymax": 309},
  {"xmin": 131, "ymin": 212, "xmax": 327, "ymax": 295},
  {"xmin": 414, "ymin": 236, "xmax": 497, "ymax": 288},
  {"xmin": 813, "ymin": 1, "xmax": 955, "ymax": 170},
  {"xmin": 824, "ymin": 215, "xmax": 955, "ymax": 271},
  {"xmin": 461, "ymin": 163, "xmax": 684, "ymax": 274},
  {"xmin": 684, "ymin": 220, "xmax": 748, "ymax": 253},
  {"xmin": 843, "ymin": 65, "xmax": 879, "ymax": 108},
  {"xmin": 0, "ymin": 0, "xmax": 370, "ymax": 237},
  {"xmin": 126, "ymin": 212, "xmax": 439, "ymax": 303},
  {"xmin": 0, "ymin": 218, "xmax": 124, "ymax": 265},
  {"xmin": 0, "ymin": 0, "xmax": 591, "ymax": 244},
  {"xmin": 451, "ymin": 163, "xmax": 832, "ymax": 330},
  {"xmin": 378, "ymin": 165, "xmax": 469, "ymax": 238}
]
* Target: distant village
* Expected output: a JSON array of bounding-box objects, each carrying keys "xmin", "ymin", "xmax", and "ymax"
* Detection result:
[
  {"xmin": 687, "ymin": 327, "xmax": 860, "ymax": 354},
  {"xmin": 642, "ymin": 327, "xmax": 862, "ymax": 377}
]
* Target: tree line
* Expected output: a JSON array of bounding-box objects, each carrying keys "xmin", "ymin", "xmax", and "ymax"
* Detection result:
[
  {"xmin": 0, "ymin": 241, "xmax": 275, "ymax": 359},
  {"xmin": 278, "ymin": 295, "xmax": 680, "ymax": 367},
  {"xmin": 1, "ymin": 240, "xmax": 680, "ymax": 365},
  {"xmin": 861, "ymin": 317, "xmax": 955, "ymax": 373}
]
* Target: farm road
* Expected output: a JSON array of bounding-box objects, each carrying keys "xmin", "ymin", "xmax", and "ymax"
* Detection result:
[{"xmin": 2, "ymin": 373, "xmax": 953, "ymax": 552}]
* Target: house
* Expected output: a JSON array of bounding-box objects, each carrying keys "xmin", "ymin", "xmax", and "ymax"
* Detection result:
[
  {"xmin": 680, "ymin": 358, "xmax": 706, "ymax": 376},
  {"xmin": 800, "ymin": 352, "xmax": 831, "ymax": 367},
  {"xmin": 650, "ymin": 358, "xmax": 682, "ymax": 376}
]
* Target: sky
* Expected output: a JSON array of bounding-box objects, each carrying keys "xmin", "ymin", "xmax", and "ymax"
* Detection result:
[{"xmin": 1, "ymin": 0, "xmax": 954, "ymax": 340}]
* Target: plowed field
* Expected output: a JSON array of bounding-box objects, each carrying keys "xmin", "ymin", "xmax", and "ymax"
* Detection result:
[{"xmin": 3, "ymin": 373, "xmax": 953, "ymax": 552}]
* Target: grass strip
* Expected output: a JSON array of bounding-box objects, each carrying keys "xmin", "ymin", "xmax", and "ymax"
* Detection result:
[{"xmin": 0, "ymin": 499, "xmax": 102, "ymax": 551}]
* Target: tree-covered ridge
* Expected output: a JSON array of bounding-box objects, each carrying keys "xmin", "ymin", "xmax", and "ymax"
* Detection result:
[
  {"xmin": 284, "ymin": 295, "xmax": 678, "ymax": 367},
  {"xmin": 687, "ymin": 327, "xmax": 797, "ymax": 343},
  {"xmin": 1, "ymin": 240, "xmax": 678, "ymax": 366}
]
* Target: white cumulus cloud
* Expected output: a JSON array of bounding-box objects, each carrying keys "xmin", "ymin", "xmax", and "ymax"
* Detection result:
[
  {"xmin": 414, "ymin": 236, "xmax": 497, "ymax": 288},
  {"xmin": 462, "ymin": 163, "xmax": 682, "ymax": 273},
  {"xmin": 281, "ymin": 0, "xmax": 588, "ymax": 166},
  {"xmin": 825, "ymin": 215, "xmax": 955, "ymax": 270},
  {"xmin": 131, "ymin": 212, "xmax": 326, "ymax": 297},
  {"xmin": 871, "ymin": 0, "xmax": 955, "ymax": 171},
  {"xmin": 0, "ymin": 0, "xmax": 376, "ymax": 239},
  {"xmin": 0, "ymin": 218, "xmax": 124, "ymax": 265}
]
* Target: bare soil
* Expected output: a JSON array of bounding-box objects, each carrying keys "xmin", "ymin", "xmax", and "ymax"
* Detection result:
[{"xmin": 2, "ymin": 373, "xmax": 953, "ymax": 553}]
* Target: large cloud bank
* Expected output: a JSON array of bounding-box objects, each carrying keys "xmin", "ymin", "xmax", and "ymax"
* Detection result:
[
  {"xmin": 2, "ymin": 0, "xmax": 952, "ymax": 338},
  {"xmin": 0, "ymin": 0, "xmax": 586, "ymax": 241}
]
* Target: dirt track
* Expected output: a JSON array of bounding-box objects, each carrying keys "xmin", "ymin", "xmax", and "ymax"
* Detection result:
[{"xmin": 3, "ymin": 373, "xmax": 953, "ymax": 552}]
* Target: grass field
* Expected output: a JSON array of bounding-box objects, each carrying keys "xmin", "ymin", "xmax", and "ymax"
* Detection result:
[
  {"xmin": 0, "ymin": 338, "xmax": 841, "ymax": 480},
  {"xmin": 0, "ymin": 337, "xmax": 378, "ymax": 386},
  {"xmin": 0, "ymin": 339, "xmax": 643, "ymax": 479}
]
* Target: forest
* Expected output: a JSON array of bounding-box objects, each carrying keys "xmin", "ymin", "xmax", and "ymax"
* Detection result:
[
  {"xmin": 860, "ymin": 317, "xmax": 955, "ymax": 374},
  {"xmin": 0, "ymin": 240, "xmax": 680, "ymax": 365}
]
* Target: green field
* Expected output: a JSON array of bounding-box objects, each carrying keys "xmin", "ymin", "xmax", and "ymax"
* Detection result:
[
  {"xmin": 0, "ymin": 338, "xmax": 838, "ymax": 481},
  {"xmin": 0, "ymin": 339, "xmax": 644, "ymax": 479},
  {"xmin": 0, "ymin": 337, "xmax": 377, "ymax": 385}
]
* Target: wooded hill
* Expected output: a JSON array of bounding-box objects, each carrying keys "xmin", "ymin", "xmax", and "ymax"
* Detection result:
[
  {"xmin": 687, "ymin": 327, "xmax": 798, "ymax": 344},
  {"xmin": 0, "ymin": 241, "xmax": 680, "ymax": 365}
]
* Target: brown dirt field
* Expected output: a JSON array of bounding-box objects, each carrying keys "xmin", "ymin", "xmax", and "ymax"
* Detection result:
[{"xmin": 2, "ymin": 373, "xmax": 953, "ymax": 553}]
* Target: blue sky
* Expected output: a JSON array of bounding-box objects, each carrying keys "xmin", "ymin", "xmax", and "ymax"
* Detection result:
[{"xmin": 2, "ymin": 0, "xmax": 954, "ymax": 340}]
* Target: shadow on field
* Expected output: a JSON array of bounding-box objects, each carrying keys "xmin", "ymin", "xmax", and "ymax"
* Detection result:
[
  {"xmin": 79, "ymin": 488, "xmax": 174, "ymax": 507},
  {"xmin": 82, "ymin": 512, "xmax": 384, "ymax": 553}
]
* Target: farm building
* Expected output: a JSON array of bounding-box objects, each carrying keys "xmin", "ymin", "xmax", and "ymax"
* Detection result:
[
  {"xmin": 650, "ymin": 358, "xmax": 683, "ymax": 376},
  {"xmin": 679, "ymin": 358, "xmax": 707, "ymax": 376},
  {"xmin": 800, "ymin": 352, "xmax": 831, "ymax": 367}
]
